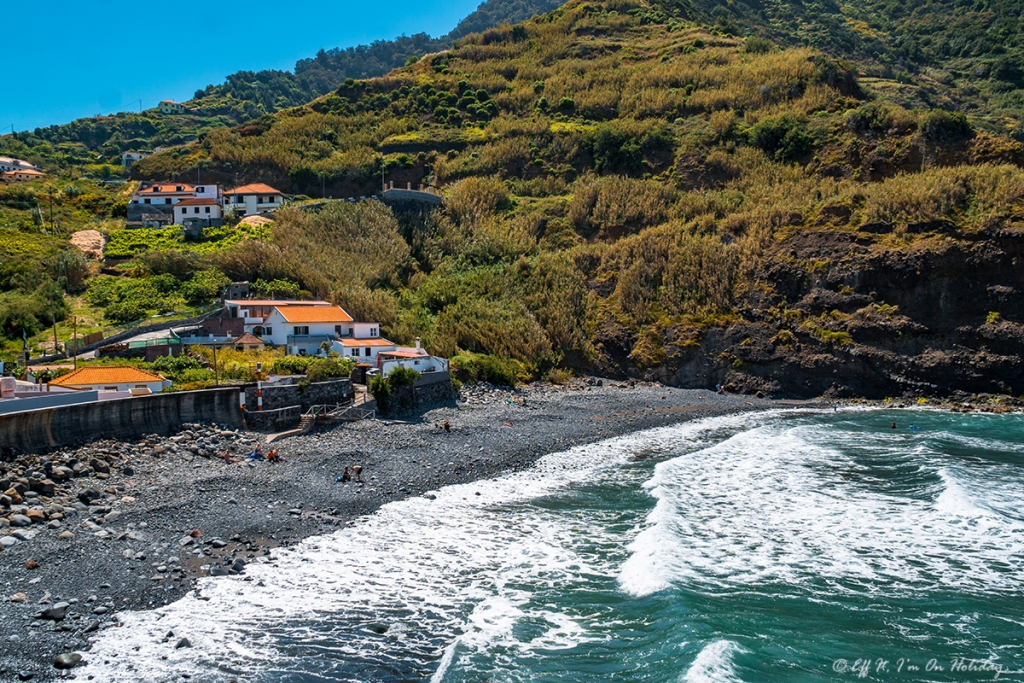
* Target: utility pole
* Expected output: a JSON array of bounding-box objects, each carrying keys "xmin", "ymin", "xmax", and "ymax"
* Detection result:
[
  {"xmin": 213, "ymin": 342, "xmax": 219, "ymax": 386},
  {"xmin": 72, "ymin": 316, "xmax": 78, "ymax": 370},
  {"xmin": 321, "ymin": 174, "xmax": 325, "ymax": 198},
  {"xmin": 50, "ymin": 289, "xmax": 58, "ymax": 356}
]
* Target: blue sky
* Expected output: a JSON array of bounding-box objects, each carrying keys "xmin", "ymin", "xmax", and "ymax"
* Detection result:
[{"xmin": 1, "ymin": 0, "xmax": 482, "ymax": 132}]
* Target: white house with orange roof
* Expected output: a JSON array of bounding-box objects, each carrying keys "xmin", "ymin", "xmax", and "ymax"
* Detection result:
[
  {"xmin": 223, "ymin": 183, "xmax": 286, "ymax": 216},
  {"xmin": 222, "ymin": 298, "xmax": 331, "ymax": 336},
  {"xmin": 262, "ymin": 304, "xmax": 356, "ymax": 356},
  {"xmin": 173, "ymin": 197, "xmax": 223, "ymax": 226},
  {"xmin": 128, "ymin": 182, "xmax": 221, "ymax": 228},
  {"xmin": 48, "ymin": 366, "xmax": 171, "ymax": 393}
]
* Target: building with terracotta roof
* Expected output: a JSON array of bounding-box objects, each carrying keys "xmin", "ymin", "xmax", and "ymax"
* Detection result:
[
  {"xmin": 260, "ymin": 304, "xmax": 366, "ymax": 356},
  {"xmin": 48, "ymin": 366, "xmax": 171, "ymax": 393},
  {"xmin": 223, "ymin": 183, "xmax": 286, "ymax": 216},
  {"xmin": 158, "ymin": 100, "xmax": 185, "ymax": 114},
  {"xmin": 333, "ymin": 336, "xmax": 397, "ymax": 362},
  {"xmin": 173, "ymin": 197, "xmax": 222, "ymax": 227},
  {"xmin": 0, "ymin": 169, "xmax": 45, "ymax": 184},
  {"xmin": 128, "ymin": 182, "xmax": 221, "ymax": 228},
  {"xmin": 223, "ymin": 299, "xmax": 331, "ymax": 336},
  {"xmin": 229, "ymin": 332, "xmax": 265, "ymax": 352},
  {"xmin": 0, "ymin": 157, "xmax": 38, "ymax": 173}
]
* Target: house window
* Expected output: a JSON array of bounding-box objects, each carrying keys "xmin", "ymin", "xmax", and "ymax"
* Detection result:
[
  {"xmin": 195, "ymin": 207, "xmax": 200, "ymax": 213},
  {"xmin": 205, "ymin": 207, "xmax": 210, "ymax": 214},
  {"xmin": 335, "ymin": 325, "xmax": 342, "ymax": 334},
  {"xmin": 365, "ymin": 347, "xmax": 371, "ymax": 356},
  {"xmin": 104, "ymin": 386, "xmax": 117, "ymax": 391},
  {"xmin": 294, "ymin": 326, "xmax": 309, "ymax": 335},
  {"xmin": 197, "ymin": 187, "xmax": 204, "ymax": 192},
  {"xmin": 135, "ymin": 385, "xmax": 148, "ymax": 389},
  {"xmin": 351, "ymin": 348, "xmax": 359, "ymax": 356},
  {"xmin": 144, "ymin": 198, "xmax": 151, "ymax": 204},
  {"xmin": 370, "ymin": 327, "xmax": 378, "ymax": 337},
  {"xmin": 265, "ymin": 326, "xmax": 272, "ymax": 336}
]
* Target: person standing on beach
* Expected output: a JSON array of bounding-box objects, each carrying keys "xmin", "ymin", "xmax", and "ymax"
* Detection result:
[{"xmin": 352, "ymin": 465, "xmax": 363, "ymax": 482}]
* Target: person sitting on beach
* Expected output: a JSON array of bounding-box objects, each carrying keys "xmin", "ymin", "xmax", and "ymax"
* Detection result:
[
  {"xmin": 248, "ymin": 444, "xmax": 264, "ymax": 460},
  {"xmin": 443, "ymin": 420, "xmax": 451, "ymax": 433},
  {"xmin": 218, "ymin": 448, "xmax": 237, "ymax": 463},
  {"xmin": 266, "ymin": 448, "xmax": 283, "ymax": 463},
  {"xmin": 351, "ymin": 465, "xmax": 363, "ymax": 482}
]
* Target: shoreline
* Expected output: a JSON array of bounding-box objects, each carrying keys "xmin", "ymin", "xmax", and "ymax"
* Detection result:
[{"xmin": 1, "ymin": 379, "xmax": 1016, "ymax": 679}]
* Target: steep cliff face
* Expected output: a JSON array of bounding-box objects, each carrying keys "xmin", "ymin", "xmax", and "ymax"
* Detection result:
[{"xmin": 615, "ymin": 226, "xmax": 1024, "ymax": 398}]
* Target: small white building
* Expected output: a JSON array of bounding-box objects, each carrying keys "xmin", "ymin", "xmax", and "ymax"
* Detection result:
[
  {"xmin": 48, "ymin": 366, "xmax": 171, "ymax": 393},
  {"xmin": 332, "ymin": 337, "xmax": 396, "ymax": 362},
  {"xmin": 223, "ymin": 183, "xmax": 286, "ymax": 216},
  {"xmin": 262, "ymin": 305, "xmax": 355, "ymax": 356},
  {"xmin": 378, "ymin": 340, "xmax": 449, "ymax": 377},
  {"xmin": 0, "ymin": 157, "xmax": 38, "ymax": 173},
  {"xmin": 158, "ymin": 100, "xmax": 185, "ymax": 114},
  {"xmin": 122, "ymin": 152, "xmax": 150, "ymax": 169},
  {"xmin": 174, "ymin": 197, "xmax": 222, "ymax": 226}
]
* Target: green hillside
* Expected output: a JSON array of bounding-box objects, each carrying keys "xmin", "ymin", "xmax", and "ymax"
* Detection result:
[
  {"xmin": 2, "ymin": 0, "xmax": 1023, "ymax": 397},
  {"xmin": 0, "ymin": 0, "xmax": 561, "ymax": 173}
]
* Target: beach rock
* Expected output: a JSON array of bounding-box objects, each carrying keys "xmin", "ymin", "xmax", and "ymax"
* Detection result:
[
  {"xmin": 9, "ymin": 514, "xmax": 32, "ymax": 527},
  {"xmin": 17, "ymin": 671, "xmax": 34, "ymax": 681},
  {"xmin": 24, "ymin": 560, "xmax": 40, "ymax": 569},
  {"xmin": 0, "ymin": 536, "xmax": 17, "ymax": 548},
  {"xmin": 30, "ymin": 480, "xmax": 55, "ymax": 496},
  {"xmin": 209, "ymin": 567, "xmax": 228, "ymax": 576},
  {"xmin": 210, "ymin": 539, "xmax": 227, "ymax": 548},
  {"xmin": 0, "ymin": 494, "xmax": 12, "ymax": 508},
  {"xmin": 175, "ymin": 637, "xmax": 191, "ymax": 649},
  {"xmin": 89, "ymin": 459, "xmax": 110, "ymax": 474},
  {"xmin": 77, "ymin": 489, "xmax": 101, "ymax": 505},
  {"xmin": 178, "ymin": 536, "xmax": 194, "ymax": 547},
  {"xmin": 38, "ymin": 602, "xmax": 69, "ymax": 621},
  {"xmin": 57, "ymin": 531, "xmax": 74, "ymax": 540},
  {"xmin": 53, "ymin": 653, "xmax": 82, "ymax": 670},
  {"xmin": 8, "ymin": 592, "xmax": 27, "ymax": 602},
  {"xmin": 25, "ymin": 510, "xmax": 46, "ymax": 523}
]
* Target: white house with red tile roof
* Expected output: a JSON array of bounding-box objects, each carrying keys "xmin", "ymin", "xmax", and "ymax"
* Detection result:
[
  {"xmin": 263, "ymin": 305, "xmax": 356, "ymax": 356},
  {"xmin": 332, "ymin": 336, "xmax": 397, "ymax": 362},
  {"xmin": 377, "ymin": 339, "xmax": 449, "ymax": 377},
  {"xmin": 173, "ymin": 197, "xmax": 222, "ymax": 226},
  {"xmin": 222, "ymin": 299, "xmax": 331, "ymax": 336},
  {"xmin": 223, "ymin": 183, "xmax": 286, "ymax": 216},
  {"xmin": 48, "ymin": 366, "xmax": 171, "ymax": 393}
]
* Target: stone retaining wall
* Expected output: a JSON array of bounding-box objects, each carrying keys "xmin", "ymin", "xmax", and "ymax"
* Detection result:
[
  {"xmin": 244, "ymin": 405, "xmax": 301, "ymax": 432},
  {"xmin": 244, "ymin": 378, "xmax": 353, "ymax": 412},
  {"xmin": 0, "ymin": 388, "xmax": 244, "ymax": 454}
]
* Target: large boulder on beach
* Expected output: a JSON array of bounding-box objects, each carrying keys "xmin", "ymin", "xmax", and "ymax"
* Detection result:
[
  {"xmin": 9, "ymin": 514, "xmax": 32, "ymax": 527},
  {"xmin": 38, "ymin": 602, "xmax": 69, "ymax": 621},
  {"xmin": 77, "ymin": 489, "xmax": 101, "ymax": 504},
  {"xmin": 53, "ymin": 653, "xmax": 82, "ymax": 670}
]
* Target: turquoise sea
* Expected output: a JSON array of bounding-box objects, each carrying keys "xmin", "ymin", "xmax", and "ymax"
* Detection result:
[{"xmin": 82, "ymin": 410, "xmax": 1024, "ymax": 682}]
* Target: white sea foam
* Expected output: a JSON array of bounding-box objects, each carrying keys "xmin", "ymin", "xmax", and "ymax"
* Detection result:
[
  {"xmin": 78, "ymin": 411, "xmax": 771, "ymax": 682},
  {"xmin": 682, "ymin": 639, "xmax": 746, "ymax": 683},
  {"xmin": 620, "ymin": 419, "xmax": 1024, "ymax": 599}
]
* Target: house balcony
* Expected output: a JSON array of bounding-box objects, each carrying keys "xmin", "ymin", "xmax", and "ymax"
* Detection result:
[{"xmin": 287, "ymin": 334, "xmax": 337, "ymax": 344}]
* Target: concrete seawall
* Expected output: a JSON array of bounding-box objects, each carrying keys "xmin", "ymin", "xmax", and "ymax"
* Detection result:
[{"xmin": 0, "ymin": 388, "xmax": 244, "ymax": 454}]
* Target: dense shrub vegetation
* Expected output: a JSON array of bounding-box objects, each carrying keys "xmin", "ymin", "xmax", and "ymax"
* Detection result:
[{"xmin": 2, "ymin": 0, "xmax": 1024, "ymax": 384}]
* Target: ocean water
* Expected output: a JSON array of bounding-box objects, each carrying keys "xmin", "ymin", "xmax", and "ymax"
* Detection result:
[{"xmin": 80, "ymin": 409, "xmax": 1024, "ymax": 682}]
